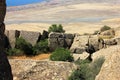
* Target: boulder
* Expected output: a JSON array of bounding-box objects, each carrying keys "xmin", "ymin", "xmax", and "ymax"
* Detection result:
[
  {"xmin": 104, "ymin": 39, "xmax": 117, "ymax": 46},
  {"xmin": 92, "ymin": 45, "xmax": 120, "ymax": 80},
  {"xmin": 0, "ymin": 0, "xmax": 13, "ymax": 79},
  {"xmin": 5, "ymin": 30, "xmax": 20, "ymax": 48},
  {"xmin": 70, "ymin": 35, "xmax": 100, "ymax": 54},
  {"xmin": 9, "ymin": 60, "xmax": 77, "ymax": 80},
  {"xmin": 115, "ymin": 37, "xmax": 120, "ymax": 45},
  {"xmin": 99, "ymin": 29, "xmax": 115, "ymax": 38},
  {"xmin": 48, "ymin": 32, "xmax": 74, "ymax": 51},
  {"xmin": 20, "ymin": 30, "xmax": 41, "ymax": 45}
]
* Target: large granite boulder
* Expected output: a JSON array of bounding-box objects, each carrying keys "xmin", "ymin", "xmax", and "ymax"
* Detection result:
[
  {"xmin": 92, "ymin": 45, "xmax": 120, "ymax": 80},
  {"xmin": 9, "ymin": 60, "xmax": 77, "ymax": 80},
  {"xmin": 20, "ymin": 30, "xmax": 41, "ymax": 45},
  {"xmin": 0, "ymin": 0, "xmax": 13, "ymax": 79},
  {"xmin": 48, "ymin": 32, "xmax": 75, "ymax": 51},
  {"xmin": 70, "ymin": 35, "xmax": 101, "ymax": 54}
]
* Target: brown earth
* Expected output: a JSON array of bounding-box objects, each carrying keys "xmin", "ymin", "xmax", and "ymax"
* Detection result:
[{"xmin": 8, "ymin": 53, "xmax": 51, "ymax": 60}]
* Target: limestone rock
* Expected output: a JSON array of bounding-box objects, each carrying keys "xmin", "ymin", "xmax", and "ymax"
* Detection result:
[
  {"xmin": 104, "ymin": 38, "xmax": 117, "ymax": 46},
  {"xmin": 99, "ymin": 29, "xmax": 115, "ymax": 38},
  {"xmin": 9, "ymin": 60, "xmax": 77, "ymax": 80},
  {"xmin": 20, "ymin": 30, "xmax": 41, "ymax": 45},
  {"xmin": 92, "ymin": 45, "xmax": 120, "ymax": 80},
  {"xmin": 70, "ymin": 35, "xmax": 100, "ymax": 54},
  {"xmin": 5, "ymin": 30, "xmax": 20, "ymax": 48},
  {"xmin": 49, "ymin": 32, "xmax": 74, "ymax": 51}
]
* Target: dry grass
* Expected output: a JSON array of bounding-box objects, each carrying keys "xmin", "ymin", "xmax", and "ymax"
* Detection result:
[{"xmin": 8, "ymin": 53, "xmax": 51, "ymax": 60}]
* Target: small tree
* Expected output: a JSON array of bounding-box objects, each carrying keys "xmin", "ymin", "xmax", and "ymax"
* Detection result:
[
  {"xmin": 48, "ymin": 24, "xmax": 65, "ymax": 33},
  {"xmin": 15, "ymin": 37, "xmax": 33, "ymax": 55},
  {"xmin": 100, "ymin": 25, "xmax": 111, "ymax": 32},
  {"xmin": 50, "ymin": 48, "xmax": 74, "ymax": 62}
]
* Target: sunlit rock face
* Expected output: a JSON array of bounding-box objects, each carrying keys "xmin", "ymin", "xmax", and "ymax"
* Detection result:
[{"xmin": 0, "ymin": 0, "xmax": 13, "ymax": 80}]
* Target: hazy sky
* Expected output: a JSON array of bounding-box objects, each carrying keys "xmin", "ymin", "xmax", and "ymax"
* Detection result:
[{"xmin": 7, "ymin": 0, "xmax": 44, "ymax": 6}]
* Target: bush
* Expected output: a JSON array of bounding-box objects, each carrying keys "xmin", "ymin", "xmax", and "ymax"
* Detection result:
[
  {"xmin": 69, "ymin": 57, "xmax": 105, "ymax": 80},
  {"xmin": 33, "ymin": 39, "xmax": 49, "ymax": 55},
  {"xmin": 50, "ymin": 48, "xmax": 74, "ymax": 62},
  {"xmin": 15, "ymin": 37, "xmax": 33, "ymax": 55},
  {"xmin": 48, "ymin": 24, "xmax": 65, "ymax": 33},
  {"xmin": 6, "ymin": 48, "xmax": 23, "ymax": 56},
  {"xmin": 100, "ymin": 25, "xmax": 111, "ymax": 32}
]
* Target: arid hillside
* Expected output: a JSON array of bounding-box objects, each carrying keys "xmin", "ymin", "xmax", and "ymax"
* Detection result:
[{"xmin": 5, "ymin": 0, "xmax": 120, "ymax": 34}]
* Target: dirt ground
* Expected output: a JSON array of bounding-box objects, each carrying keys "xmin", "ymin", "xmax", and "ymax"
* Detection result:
[{"xmin": 8, "ymin": 53, "xmax": 51, "ymax": 60}]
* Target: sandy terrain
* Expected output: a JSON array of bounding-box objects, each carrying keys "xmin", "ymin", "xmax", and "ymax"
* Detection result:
[{"xmin": 5, "ymin": 0, "xmax": 120, "ymax": 34}]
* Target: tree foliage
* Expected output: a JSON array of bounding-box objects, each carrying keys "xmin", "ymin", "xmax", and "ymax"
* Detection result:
[{"xmin": 48, "ymin": 24, "xmax": 65, "ymax": 33}]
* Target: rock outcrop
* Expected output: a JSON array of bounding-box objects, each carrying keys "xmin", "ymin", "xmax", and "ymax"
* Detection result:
[
  {"xmin": 70, "ymin": 35, "xmax": 102, "ymax": 54},
  {"xmin": 92, "ymin": 45, "xmax": 120, "ymax": 80},
  {"xmin": 0, "ymin": 0, "xmax": 13, "ymax": 79},
  {"xmin": 49, "ymin": 32, "xmax": 75, "ymax": 51},
  {"xmin": 5, "ymin": 30, "xmax": 20, "ymax": 48},
  {"xmin": 99, "ymin": 29, "xmax": 115, "ymax": 38},
  {"xmin": 5, "ymin": 30, "xmax": 41, "ymax": 48},
  {"xmin": 20, "ymin": 30, "xmax": 41, "ymax": 45},
  {"xmin": 9, "ymin": 60, "xmax": 77, "ymax": 80}
]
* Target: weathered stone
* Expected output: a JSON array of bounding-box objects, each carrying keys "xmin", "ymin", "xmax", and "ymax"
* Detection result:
[
  {"xmin": 64, "ymin": 34, "xmax": 75, "ymax": 39},
  {"xmin": 65, "ymin": 39, "xmax": 73, "ymax": 48},
  {"xmin": 70, "ymin": 35, "xmax": 105, "ymax": 54},
  {"xmin": 9, "ymin": 60, "xmax": 77, "ymax": 80},
  {"xmin": 20, "ymin": 30, "xmax": 41, "ymax": 45},
  {"xmin": 104, "ymin": 39, "xmax": 117, "ymax": 46},
  {"xmin": 6, "ymin": 30, "xmax": 20, "ymax": 48},
  {"xmin": 0, "ymin": 0, "xmax": 13, "ymax": 79},
  {"xmin": 49, "ymin": 32, "xmax": 74, "ymax": 51},
  {"xmin": 99, "ymin": 29, "xmax": 115, "ymax": 38},
  {"xmin": 115, "ymin": 37, "xmax": 120, "ymax": 45},
  {"xmin": 49, "ymin": 32, "xmax": 64, "ymax": 38},
  {"xmin": 92, "ymin": 45, "xmax": 120, "ymax": 80}
]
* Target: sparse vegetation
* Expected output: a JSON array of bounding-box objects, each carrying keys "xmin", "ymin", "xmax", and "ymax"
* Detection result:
[
  {"xmin": 15, "ymin": 37, "xmax": 33, "ymax": 55},
  {"xmin": 100, "ymin": 25, "xmax": 111, "ymax": 32},
  {"xmin": 69, "ymin": 57, "xmax": 105, "ymax": 80},
  {"xmin": 48, "ymin": 24, "xmax": 65, "ymax": 33},
  {"xmin": 6, "ymin": 48, "xmax": 23, "ymax": 56},
  {"xmin": 50, "ymin": 48, "xmax": 74, "ymax": 62},
  {"xmin": 33, "ymin": 39, "xmax": 49, "ymax": 55}
]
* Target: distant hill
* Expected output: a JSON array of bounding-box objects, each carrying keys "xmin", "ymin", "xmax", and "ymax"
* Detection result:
[{"xmin": 7, "ymin": 0, "xmax": 120, "ymax": 12}]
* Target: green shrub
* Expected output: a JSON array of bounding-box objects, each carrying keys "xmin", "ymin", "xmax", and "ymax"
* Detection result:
[
  {"xmin": 33, "ymin": 39, "xmax": 49, "ymax": 55},
  {"xmin": 50, "ymin": 48, "xmax": 74, "ymax": 62},
  {"xmin": 100, "ymin": 25, "xmax": 111, "ymax": 32},
  {"xmin": 15, "ymin": 37, "xmax": 33, "ymax": 55},
  {"xmin": 6, "ymin": 48, "xmax": 23, "ymax": 56},
  {"xmin": 69, "ymin": 57, "xmax": 105, "ymax": 80},
  {"xmin": 48, "ymin": 24, "xmax": 65, "ymax": 33}
]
